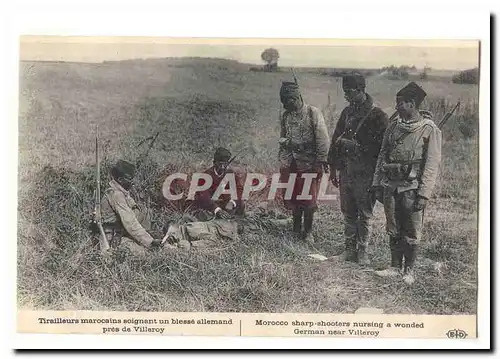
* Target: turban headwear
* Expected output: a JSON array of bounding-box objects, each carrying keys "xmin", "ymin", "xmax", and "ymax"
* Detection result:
[{"xmin": 280, "ymin": 81, "xmax": 301, "ymax": 100}]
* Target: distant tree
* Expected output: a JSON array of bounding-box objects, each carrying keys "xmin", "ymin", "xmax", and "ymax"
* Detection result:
[
  {"xmin": 382, "ymin": 65, "xmax": 409, "ymax": 80},
  {"xmin": 261, "ymin": 48, "xmax": 280, "ymax": 72},
  {"xmin": 452, "ymin": 68, "xmax": 479, "ymax": 84},
  {"xmin": 420, "ymin": 66, "xmax": 431, "ymax": 80}
]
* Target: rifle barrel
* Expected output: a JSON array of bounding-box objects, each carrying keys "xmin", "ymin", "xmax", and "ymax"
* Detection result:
[
  {"xmin": 389, "ymin": 111, "xmax": 398, "ymax": 121},
  {"xmin": 95, "ymin": 125, "xmax": 110, "ymax": 252},
  {"xmin": 96, "ymin": 125, "xmax": 100, "ymax": 204},
  {"xmin": 438, "ymin": 101, "xmax": 460, "ymax": 129}
]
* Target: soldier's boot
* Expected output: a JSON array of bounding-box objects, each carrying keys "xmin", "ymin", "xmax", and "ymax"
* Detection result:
[
  {"xmin": 357, "ymin": 222, "xmax": 371, "ymax": 266},
  {"xmin": 403, "ymin": 243, "xmax": 417, "ymax": 285},
  {"xmin": 374, "ymin": 236, "xmax": 402, "ymax": 278},
  {"xmin": 303, "ymin": 208, "xmax": 315, "ymax": 244},
  {"xmin": 331, "ymin": 239, "xmax": 357, "ymax": 262},
  {"xmin": 357, "ymin": 244, "xmax": 371, "ymax": 266},
  {"xmin": 292, "ymin": 208, "xmax": 303, "ymax": 234},
  {"xmin": 331, "ymin": 213, "xmax": 359, "ymax": 262}
]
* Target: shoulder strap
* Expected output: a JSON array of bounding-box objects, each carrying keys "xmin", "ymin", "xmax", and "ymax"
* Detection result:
[
  {"xmin": 352, "ymin": 106, "xmax": 374, "ymax": 139},
  {"xmin": 308, "ymin": 105, "xmax": 317, "ymax": 145},
  {"xmin": 408, "ymin": 123, "xmax": 434, "ymax": 162},
  {"xmin": 308, "ymin": 105, "xmax": 318, "ymax": 162},
  {"xmin": 280, "ymin": 110, "xmax": 286, "ymax": 135}
]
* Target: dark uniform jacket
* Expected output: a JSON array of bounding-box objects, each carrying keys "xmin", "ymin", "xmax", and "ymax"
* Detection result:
[{"xmin": 328, "ymin": 94, "xmax": 389, "ymax": 175}]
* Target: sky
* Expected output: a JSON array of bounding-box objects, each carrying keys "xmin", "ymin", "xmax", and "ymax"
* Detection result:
[{"xmin": 19, "ymin": 37, "xmax": 480, "ymax": 71}]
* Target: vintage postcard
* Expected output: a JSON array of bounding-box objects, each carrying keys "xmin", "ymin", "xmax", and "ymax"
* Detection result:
[{"xmin": 15, "ymin": 32, "xmax": 487, "ymax": 348}]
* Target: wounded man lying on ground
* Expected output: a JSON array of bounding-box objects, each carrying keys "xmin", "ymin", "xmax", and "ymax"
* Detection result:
[
  {"xmin": 98, "ymin": 159, "xmax": 166, "ymax": 256},
  {"xmin": 162, "ymin": 207, "xmax": 292, "ymax": 250}
]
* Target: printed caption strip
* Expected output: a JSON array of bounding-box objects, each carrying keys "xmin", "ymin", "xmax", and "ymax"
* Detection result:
[{"xmin": 18, "ymin": 310, "xmax": 476, "ymax": 339}]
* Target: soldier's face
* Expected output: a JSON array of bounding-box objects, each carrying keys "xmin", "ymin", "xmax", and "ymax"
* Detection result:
[
  {"xmin": 117, "ymin": 176, "xmax": 133, "ymax": 190},
  {"xmin": 344, "ymin": 88, "xmax": 364, "ymax": 104},
  {"xmin": 396, "ymin": 97, "xmax": 414, "ymax": 118},
  {"xmin": 281, "ymin": 96, "xmax": 302, "ymax": 111},
  {"xmin": 214, "ymin": 160, "xmax": 229, "ymax": 173}
]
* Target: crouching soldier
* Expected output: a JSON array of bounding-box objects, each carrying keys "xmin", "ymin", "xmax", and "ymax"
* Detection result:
[
  {"xmin": 328, "ymin": 74, "xmax": 389, "ymax": 265},
  {"xmin": 278, "ymin": 81, "xmax": 330, "ymax": 244},
  {"xmin": 191, "ymin": 147, "xmax": 246, "ymax": 221},
  {"xmin": 371, "ymin": 82, "xmax": 442, "ymax": 285},
  {"xmin": 100, "ymin": 160, "xmax": 166, "ymax": 255}
]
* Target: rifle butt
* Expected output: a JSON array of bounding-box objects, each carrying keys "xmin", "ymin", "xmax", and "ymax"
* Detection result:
[{"xmin": 97, "ymin": 222, "xmax": 110, "ymax": 252}]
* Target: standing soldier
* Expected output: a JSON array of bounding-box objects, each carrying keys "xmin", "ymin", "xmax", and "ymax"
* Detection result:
[
  {"xmin": 371, "ymin": 82, "xmax": 442, "ymax": 285},
  {"xmin": 328, "ymin": 74, "xmax": 389, "ymax": 265},
  {"xmin": 278, "ymin": 81, "xmax": 330, "ymax": 244},
  {"xmin": 100, "ymin": 160, "xmax": 166, "ymax": 255}
]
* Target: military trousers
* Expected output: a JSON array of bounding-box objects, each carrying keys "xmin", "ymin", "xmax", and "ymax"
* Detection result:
[
  {"xmin": 339, "ymin": 169, "xmax": 376, "ymax": 251},
  {"xmin": 383, "ymin": 188, "xmax": 423, "ymax": 270},
  {"xmin": 104, "ymin": 206, "xmax": 154, "ymax": 254}
]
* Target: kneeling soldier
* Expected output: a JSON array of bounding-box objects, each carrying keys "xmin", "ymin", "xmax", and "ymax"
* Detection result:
[
  {"xmin": 100, "ymin": 160, "xmax": 165, "ymax": 255},
  {"xmin": 191, "ymin": 147, "xmax": 246, "ymax": 220},
  {"xmin": 371, "ymin": 82, "xmax": 442, "ymax": 285}
]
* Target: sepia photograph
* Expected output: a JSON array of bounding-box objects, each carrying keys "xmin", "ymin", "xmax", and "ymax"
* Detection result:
[
  {"xmin": 12, "ymin": 22, "xmax": 489, "ymax": 344},
  {"xmin": 17, "ymin": 36, "xmax": 480, "ymax": 314}
]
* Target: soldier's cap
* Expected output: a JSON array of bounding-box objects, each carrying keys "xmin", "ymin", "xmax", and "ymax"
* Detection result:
[
  {"xmin": 280, "ymin": 81, "xmax": 301, "ymax": 99},
  {"xmin": 396, "ymin": 82, "xmax": 427, "ymax": 107},
  {"xmin": 213, "ymin": 147, "xmax": 232, "ymax": 162},
  {"xmin": 342, "ymin": 73, "xmax": 366, "ymax": 90},
  {"xmin": 111, "ymin": 159, "xmax": 136, "ymax": 180}
]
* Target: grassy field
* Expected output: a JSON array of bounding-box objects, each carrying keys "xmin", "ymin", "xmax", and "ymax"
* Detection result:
[{"xmin": 17, "ymin": 58, "xmax": 479, "ymax": 314}]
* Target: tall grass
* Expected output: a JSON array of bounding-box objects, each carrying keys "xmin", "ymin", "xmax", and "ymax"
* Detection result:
[{"xmin": 17, "ymin": 59, "xmax": 479, "ymax": 314}]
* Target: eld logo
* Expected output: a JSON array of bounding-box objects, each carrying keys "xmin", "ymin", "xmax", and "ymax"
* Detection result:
[{"xmin": 446, "ymin": 329, "xmax": 468, "ymax": 339}]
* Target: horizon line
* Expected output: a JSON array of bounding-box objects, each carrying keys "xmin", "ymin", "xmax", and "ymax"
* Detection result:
[{"xmin": 19, "ymin": 56, "xmax": 477, "ymax": 73}]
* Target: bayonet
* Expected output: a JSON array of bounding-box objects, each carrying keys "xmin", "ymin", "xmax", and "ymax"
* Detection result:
[{"xmin": 94, "ymin": 125, "xmax": 110, "ymax": 253}]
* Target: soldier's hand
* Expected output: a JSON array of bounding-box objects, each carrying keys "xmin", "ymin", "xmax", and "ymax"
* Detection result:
[
  {"xmin": 322, "ymin": 162, "xmax": 330, "ymax": 173},
  {"xmin": 330, "ymin": 169, "xmax": 339, "ymax": 188},
  {"xmin": 414, "ymin": 196, "xmax": 428, "ymax": 211},
  {"xmin": 369, "ymin": 185, "xmax": 384, "ymax": 203},
  {"xmin": 215, "ymin": 208, "xmax": 232, "ymax": 219},
  {"xmin": 225, "ymin": 200, "xmax": 237, "ymax": 212},
  {"xmin": 339, "ymin": 138, "xmax": 356, "ymax": 153},
  {"xmin": 279, "ymin": 137, "xmax": 290, "ymax": 148},
  {"xmin": 151, "ymin": 237, "xmax": 166, "ymax": 248}
]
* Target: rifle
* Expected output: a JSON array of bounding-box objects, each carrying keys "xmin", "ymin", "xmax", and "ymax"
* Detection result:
[
  {"xmin": 438, "ymin": 101, "xmax": 460, "ymax": 129},
  {"xmin": 94, "ymin": 125, "xmax": 110, "ymax": 253},
  {"xmin": 291, "ymin": 68, "xmax": 304, "ymax": 103},
  {"xmin": 222, "ymin": 147, "xmax": 246, "ymax": 175},
  {"xmin": 136, "ymin": 131, "xmax": 160, "ymax": 170},
  {"xmin": 389, "ymin": 111, "xmax": 398, "ymax": 121}
]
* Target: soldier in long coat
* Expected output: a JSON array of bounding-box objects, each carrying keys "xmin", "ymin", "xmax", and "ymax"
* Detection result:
[
  {"xmin": 278, "ymin": 81, "xmax": 330, "ymax": 244},
  {"xmin": 328, "ymin": 74, "xmax": 389, "ymax": 265},
  {"xmin": 371, "ymin": 82, "xmax": 442, "ymax": 285}
]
